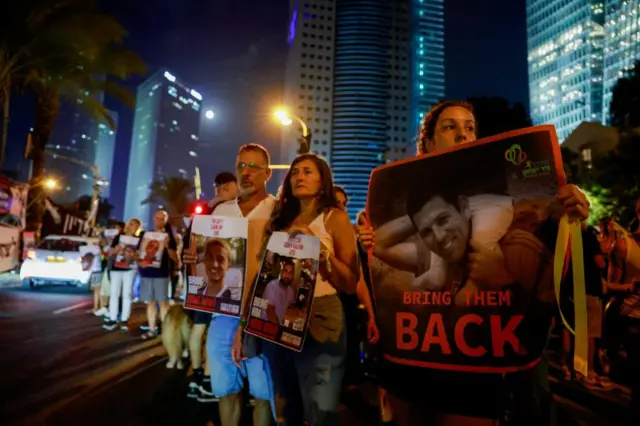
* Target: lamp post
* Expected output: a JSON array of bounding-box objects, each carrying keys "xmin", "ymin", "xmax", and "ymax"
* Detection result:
[
  {"xmin": 274, "ymin": 109, "xmax": 312, "ymax": 154},
  {"xmin": 44, "ymin": 151, "xmax": 108, "ymax": 227}
]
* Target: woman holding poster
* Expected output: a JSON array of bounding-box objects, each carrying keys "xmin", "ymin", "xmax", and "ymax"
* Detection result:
[
  {"xmin": 357, "ymin": 101, "xmax": 591, "ymax": 426},
  {"xmin": 260, "ymin": 153, "xmax": 360, "ymax": 426}
]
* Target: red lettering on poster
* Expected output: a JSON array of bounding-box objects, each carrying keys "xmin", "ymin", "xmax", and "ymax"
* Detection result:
[
  {"xmin": 396, "ymin": 312, "xmax": 419, "ymax": 350},
  {"xmin": 202, "ymin": 296, "xmax": 216, "ymax": 308},
  {"xmin": 396, "ymin": 313, "xmax": 526, "ymax": 357},
  {"xmin": 420, "ymin": 313, "xmax": 451, "ymax": 355},
  {"xmin": 454, "ymin": 314, "xmax": 487, "ymax": 357},
  {"xmin": 263, "ymin": 322, "xmax": 279, "ymax": 337},
  {"xmin": 491, "ymin": 315, "xmax": 526, "ymax": 357}
]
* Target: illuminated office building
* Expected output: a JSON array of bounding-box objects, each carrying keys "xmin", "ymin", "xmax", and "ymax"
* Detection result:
[
  {"xmin": 123, "ymin": 69, "xmax": 202, "ymax": 227},
  {"xmin": 526, "ymin": 0, "xmax": 605, "ymax": 142},
  {"xmin": 94, "ymin": 111, "xmax": 118, "ymax": 199},
  {"xmin": 281, "ymin": 0, "xmax": 444, "ymax": 219},
  {"xmin": 602, "ymin": 0, "xmax": 640, "ymax": 124}
]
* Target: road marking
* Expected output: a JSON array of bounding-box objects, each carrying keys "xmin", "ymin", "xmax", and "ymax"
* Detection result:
[{"xmin": 53, "ymin": 301, "xmax": 92, "ymax": 315}]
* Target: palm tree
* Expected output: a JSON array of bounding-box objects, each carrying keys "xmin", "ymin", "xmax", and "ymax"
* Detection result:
[
  {"xmin": 2, "ymin": 0, "xmax": 146, "ymax": 230},
  {"xmin": 141, "ymin": 176, "xmax": 194, "ymax": 220}
]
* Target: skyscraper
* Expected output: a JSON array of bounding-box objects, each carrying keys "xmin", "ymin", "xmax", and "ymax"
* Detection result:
[
  {"xmin": 602, "ymin": 0, "xmax": 640, "ymax": 124},
  {"xmin": 94, "ymin": 111, "xmax": 118, "ymax": 199},
  {"xmin": 526, "ymin": 0, "xmax": 605, "ymax": 142},
  {"xmin": 281, "ymin": 0, "xmax": 444, "ymax": 219},
  {"xmin": 123, "ymin": 69, "xmax": 202, "ymax": 227},
  {"xmin": 46, "ymin": 98, "xmax": 104, "ymax": 203}
]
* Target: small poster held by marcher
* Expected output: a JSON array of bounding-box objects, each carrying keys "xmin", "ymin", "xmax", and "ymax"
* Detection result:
[
  {"xmin": 113, "ymin": 235, "xmax": 140, "ymax": 269},
  {"xmin": 367, "ymin": 125, "xmax": 566, "ymax": 372},
  {"xmin": 245, "ymin": 231, "xmax": 320, "ymax": 352},
  {"xmin": 80, "ymin": 244, "xmax": 102, "ymax": 273},
  {"xmin": 184, "ymin": 215, "xmax": 248, "ymax": 317},
  {"xmin": 139, "ymin": 232, "xmax": 167, "ymax": 268}
]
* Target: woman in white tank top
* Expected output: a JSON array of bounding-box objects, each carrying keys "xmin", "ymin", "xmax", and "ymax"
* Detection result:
[{"xmin": 262, "ymin": 153, "xmax": 360, "ymax": 426}]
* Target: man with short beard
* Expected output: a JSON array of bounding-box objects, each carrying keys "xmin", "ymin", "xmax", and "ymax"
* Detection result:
[
  {"xmin": 183, "ymin": 144, "xmax": 274, "ymax": 425},
  {"xmin": 263, "ymin": 260, "xmax": 296, "ymax": 324}
]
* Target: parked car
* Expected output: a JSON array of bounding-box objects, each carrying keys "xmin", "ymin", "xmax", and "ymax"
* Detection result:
[{"xmin": 20, "ymin": 235, "xmax": 101, "ymax": 289}]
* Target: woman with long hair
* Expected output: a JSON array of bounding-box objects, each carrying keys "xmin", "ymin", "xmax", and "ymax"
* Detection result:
[{"xmin": 262, "ymin": 153, "xmax": 360, "ymax": 426}]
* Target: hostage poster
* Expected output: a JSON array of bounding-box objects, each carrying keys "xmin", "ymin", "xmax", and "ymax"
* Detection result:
[
  {"xmin": 245, "ymin": 232, "xmax": 320, "ymax": 352},
  {"xmin": 184, "ymin": 215, "xmax": 248, "ymax": 317},
  {"xmin": 139, "ymin": 232, "xmax": 167, "ymax": 268},
  {"xmin": 0, "ymin": 226, "xmax": 20, "ymax": 273},
  {"xmin": 0, "ymin": 176, "xmax": 28, "ymax": 229},
  {"xmin": 113, "ymin": 235, "xmax": 140, "ymax": 269},
  {"xmin": 367, "ymin": 125, "xmax": 565, "ymax": 372}
]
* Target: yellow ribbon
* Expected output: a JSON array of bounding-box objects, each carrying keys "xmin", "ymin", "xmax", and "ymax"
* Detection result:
[{"xmin": 553, "ymin": 215, "xmax": 588, "ymax": 377}]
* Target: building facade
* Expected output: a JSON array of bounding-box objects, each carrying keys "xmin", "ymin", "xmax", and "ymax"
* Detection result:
[
  {"xmin": 526, "ymin": 0, "xmax": 605, "ymax": 142},
  {"xmin": 123, "ymin": 69, "xmax": 202, "ymax": 227},
  {"xmin": 46, "ymin": 99, "xmax": 103, "ymax": 203},
  {"xmin": 281, "ymin": 0, "xmax": 444, "ymax": 219},
  {"xmin": 94, "ymin": 111, "xmax": 118, "ymax": 200},
  {"xmin": 603, "ymin": 0, "xmax": 640, "ymax": 124}
]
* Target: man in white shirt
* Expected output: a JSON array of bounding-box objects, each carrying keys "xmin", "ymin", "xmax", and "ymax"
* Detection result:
[
  {"xmin": 263, "ymin": 260, "xmax": 296, "ymax": 324},
  {"xmin": 199, "ymin": 144, "xmax": 275, "ymax": 426}
]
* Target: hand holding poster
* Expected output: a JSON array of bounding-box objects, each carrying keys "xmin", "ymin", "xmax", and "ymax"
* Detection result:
[
  {"xmin": 367, "ymin": 126, "xmax": 565, "ymax": 372},
  {"xmin": 245, "ymin": 231, "xmax": 320, "ymax": 351},
  {"xmin": 139, "ymin": 232, "xmax": 167, "ymax": 268},
  {"xmin": 113, "ymin": 235, "xmax": 140, "ymax": 269},
  {"xmin": 184, "ymin": 215, "xmax": 248, "ymax": 316}
]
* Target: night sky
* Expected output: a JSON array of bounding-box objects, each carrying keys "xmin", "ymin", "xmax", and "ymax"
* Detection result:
[{"xmin": 5, "ymin": 0, "xmax": 529, "ymax": 218}]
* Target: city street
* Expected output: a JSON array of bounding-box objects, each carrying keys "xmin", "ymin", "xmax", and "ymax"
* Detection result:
[{"xmin": 0, "ymin": 278, "xmax": 633, "ymax": 426}]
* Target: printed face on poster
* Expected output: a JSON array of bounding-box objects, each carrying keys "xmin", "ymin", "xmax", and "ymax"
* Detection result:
[
  {"xmin": 79, "ymin": 244, "xmax": 102, "ymax": 272},
  {"xmin": 114, "ymin": 235, "xmax": 140, "ymax": 269},
  {"xmin": 0, "ymin": 226, "xmax": 20, "ymax": 273},
  {"xmin": 139, "ymin": 232, "xmax": 167, "ymax": 268},
  {"xmin": 367, "ymin": 126, "xmax": 565, "ymax": 372},
  {"xmin": 245, "ymin": 232, "xmax": 320, "ymax": 352},
  {"xmin": 184, "ymin": 215, "xmax": 248, "ymax": 317}
]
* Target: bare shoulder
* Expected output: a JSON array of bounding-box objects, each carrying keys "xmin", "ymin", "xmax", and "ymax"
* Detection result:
[{"xmin": 327, "ymin": 208, "xmax": 352, "ymax": 229}]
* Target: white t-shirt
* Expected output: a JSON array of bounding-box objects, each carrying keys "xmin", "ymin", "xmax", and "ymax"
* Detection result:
[{"xmin": 263, "ymin": 278, "xmax": 295, "ymax": 323}]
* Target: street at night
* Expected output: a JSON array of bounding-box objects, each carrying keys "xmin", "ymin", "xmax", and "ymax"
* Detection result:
[{"xmin": 0, "ymin": 279, "xmax": 633, "ymax": 426}]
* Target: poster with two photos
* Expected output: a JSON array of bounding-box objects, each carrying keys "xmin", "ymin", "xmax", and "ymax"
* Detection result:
[{"xmin": 245, "ymin": 231, "xmax": 321, "ymax": 352}]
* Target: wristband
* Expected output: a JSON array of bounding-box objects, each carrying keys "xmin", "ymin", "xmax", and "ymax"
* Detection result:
[{"xmin": 239, "ymin": 318, "xmax": 248, "ymax": 327}]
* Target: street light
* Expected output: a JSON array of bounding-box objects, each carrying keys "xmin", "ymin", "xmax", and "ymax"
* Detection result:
[
  {"xmin": 274, "ymin": 108, "xmax": 311, "ymax": 154},
  {"xmin": 205, "ymin": 110, "xmax": 215, "ymax": 120},
  {"xmin": 44, "ymin": 178, "xmax": 58, "ymax": 190}
]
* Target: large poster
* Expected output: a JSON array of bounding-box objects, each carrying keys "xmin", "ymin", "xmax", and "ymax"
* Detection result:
[
  {"xmin": 42, "ymin": 198, "xmax": 94, "ymax": 237},
  {"xmin": 184, "ymin": 215, "xmax": 248, "ymax": 317},
  {"xmin": 0, "ymin": 176, "xmax": 28, "ymax": 229},
  {"xmin": 0, "ymin": 226, "xmax": 20, "ymax": 273},
  {"xmin": 245, "ymin": 232, "xmax": 320, "ymax": 352},
  {"xmin": 367, "ymin": 126, "xmax": 565, "ymax": 372}
]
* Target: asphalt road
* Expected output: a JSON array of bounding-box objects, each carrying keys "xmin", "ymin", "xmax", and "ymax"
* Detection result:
[{"xmin": 0, "ymin": 279, "xmax": 633, "ymax": 426}]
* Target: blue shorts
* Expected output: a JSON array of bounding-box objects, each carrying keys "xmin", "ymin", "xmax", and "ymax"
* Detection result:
[{"xmin": 206, "ymin": 315, "xmax": 273, "ymax": 401}]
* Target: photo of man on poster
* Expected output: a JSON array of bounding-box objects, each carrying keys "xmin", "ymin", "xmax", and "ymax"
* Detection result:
[
  {"xmin": 263, "ymin": 258, "xmax": 296, "ymax": 324},
  {"xmin": 196, "ymin": 238, "xmax": 233, "ymax": 299}
]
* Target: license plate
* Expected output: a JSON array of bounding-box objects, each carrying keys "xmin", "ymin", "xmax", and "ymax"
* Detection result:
[{"xmin": 46, "ymin": 256, "xmax": 67, "ymax": 263}]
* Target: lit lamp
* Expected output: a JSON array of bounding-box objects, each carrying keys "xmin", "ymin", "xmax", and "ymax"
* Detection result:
[
  {"xmin": 44, "ymin": 178, "xmax": 58, "ymax": 190},
  {"xmin": 274, "ymin": 108, "xmax": 311, "ymax": 154}
]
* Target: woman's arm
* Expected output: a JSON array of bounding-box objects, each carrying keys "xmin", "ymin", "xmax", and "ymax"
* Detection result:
[{"xmin": 324, "ymin": 209, "xmax": 360, "ymax": 294}]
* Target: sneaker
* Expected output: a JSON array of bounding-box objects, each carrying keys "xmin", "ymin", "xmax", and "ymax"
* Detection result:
[
  {"xmin": 103, "ymin": 320, "xmax": 117, "ymax": 331},
  {"xmin": 199, "ymin": 376, "xmax": 213, "ymax": 396},
  {"xmin": 187, "ymin": 380, "xmax": 200, "ymax": 399},
  {"xmin": 139, "ymin": 324, "xmax": 150, "ymax": 332},
  {"xmin": 197, "ymin": 388, "xmax": 218, "ymax": 403},
  {"xmin": 120, "ymin": 323, "xmax": 129, "ymax": 331},
  {"xmin": 181, "ymin": 348, "xmax": 189, "ymax": 358},
  {"xmin": 94, "ymin": 308, "xmax": 108, "ymax": 316}
]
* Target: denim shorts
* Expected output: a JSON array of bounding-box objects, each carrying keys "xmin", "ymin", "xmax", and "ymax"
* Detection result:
[
  {"xmin": 140, "ymin": 277, "xmax": 169, "ymax": 302},
  {"xmin": 206, "ymin": 315, "xmax": 272, "ymax": 401}
]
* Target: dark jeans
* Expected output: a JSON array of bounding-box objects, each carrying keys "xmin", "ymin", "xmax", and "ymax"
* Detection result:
[
  {"xmin": 626, "ymin": 322, "xmax": 640, "ymax": 422},
  {"xmin": 263, "ymin": 326, "xmax": 346, "ymax": 426}
]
